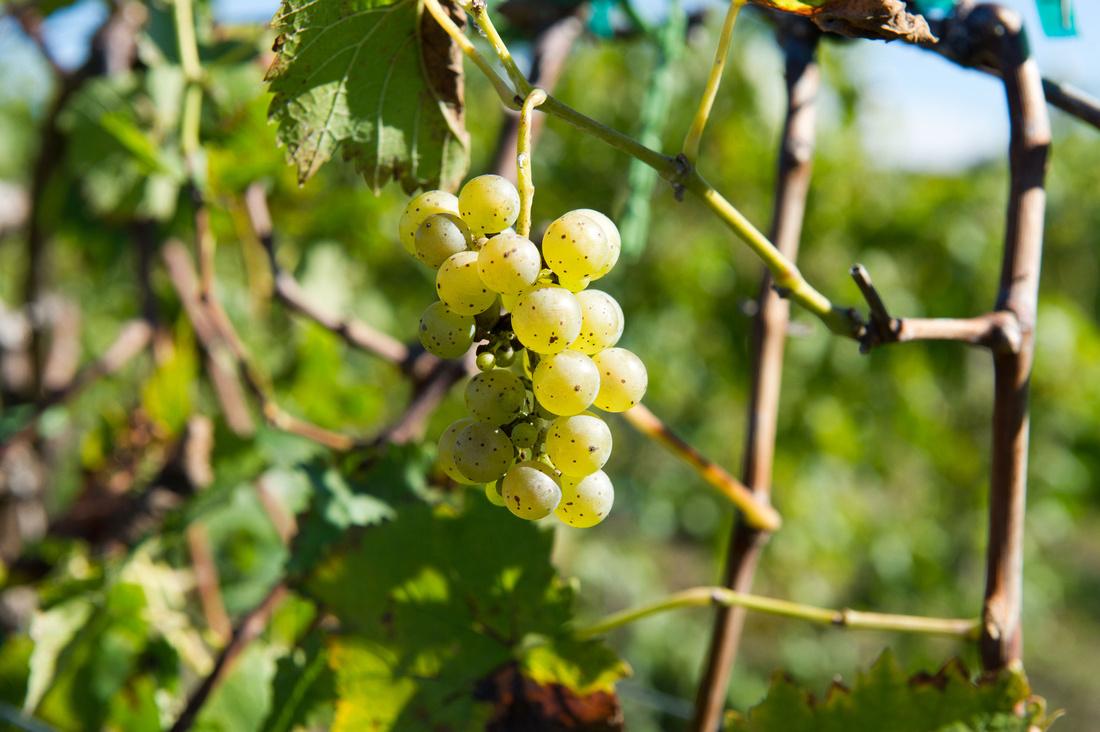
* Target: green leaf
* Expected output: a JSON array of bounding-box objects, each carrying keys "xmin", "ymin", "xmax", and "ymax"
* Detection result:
[
  {"xmin": 286, "ymin": 461, "xmax": 396, "ymax": 577},
  {"xmin": 266, "ymin": 0, "xmax": 469, "ymax": 192},
  {"xmin": 303, "ymin": 496, "xmax": 628, "ymax": 730},
  {"xmin": 23, "ymin": 597, "xmax": 93, "ymax": 714},
  {"xmin": 260, "ymin": 630, "xmax": 335, "ymax": 732},
  {"xmin": 726, "ymin": 650, "xmax": 1057, "ymax": 732},
  {"xmin": 193, "ymin": 644, "xmax": 276, "ymax": 732}
]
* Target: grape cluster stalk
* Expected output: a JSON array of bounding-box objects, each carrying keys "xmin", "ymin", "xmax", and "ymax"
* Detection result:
[{"xmin": 400, "ymin": 174, "xmax": 647, "ymax": 527}]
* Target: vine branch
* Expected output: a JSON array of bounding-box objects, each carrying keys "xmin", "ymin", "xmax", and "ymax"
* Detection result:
[
  {"xmin": 692, "ymin": 21, "xmax": 819, "ymax": 730},
  {"xmin": 576, "ymin": 586, "xmax": 980, "ymax": 641},
  {"xmin": 682, "ymin": 0, "xmax": 744, "ymax": 163},
  {"xmin": 622, "ymin": 405, "xmax": 782, "ymax": 532}
]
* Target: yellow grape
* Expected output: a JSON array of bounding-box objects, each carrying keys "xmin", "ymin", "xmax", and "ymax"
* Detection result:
[
  {"xmin": 573, "ymin": 290, "xmax": 624, "ymax": 355},
  {"xmin": 477, "ymin": 232, "xmax": 541, "ymax": 295},
  {"xmin": 511, "ymin": 285, "xmax": 582, "ymax": 354},
  {"xmin": 545, "ymin": 413, "xmax": 612, "ymax": 477},
  {"xmin": 502, "ymin": 461, "xmax": 561, "ymax": 520},
  {"xmin": 574, "ymin": 209, "xmax": 621, "ymax": 278},
  {"xmin": 459, "ymin": 175, "xmax": 520, "ymax": 236},
  {"xmin": 532, "ymin": 351, "xmax": 600, "ymax": 416},
  {"xmin": 399, "ymin": 190, "xmax": 459, "ymax": 255},
  {"xmin": 436, "ymin": 251, "xmax": 497, "ymax": 315},
  {"xmin": 555, "ymin": 471, "xmax": 614, "ymax": 528},
  {"xmin": 542, "ymin": 211, "xmax": 611, "ymax": 282},
  {"xmin": 593, "ymin": 347, "xmax": 647, "ymax": 412},
  {"xmin": 485, "ymin": 481, "xmax": 506, "ymax": 507}
]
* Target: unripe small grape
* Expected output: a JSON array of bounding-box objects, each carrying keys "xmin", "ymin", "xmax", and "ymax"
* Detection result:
[
  {"xmin": 459, "ymin": 175, "xmax": 520, "ymax": 236},
  {"xmin": 399, "ymin": 190, "xmax": 459, "ymax": 255},
  {"xmin": 502, "ymin": 461, "xmax": 561, "ymax": 520},
  {"xmin": 555, "ymin": 471, "xmax": 614, "ymax": 528},
  {"xmin": 485, "ymin": 481, "xmax": 506, "ymax": 507},
  {"xmin": 510, "ymin": 422, "xmax": 539, "ymax": 450},
  {"xmin": 593, "ymin": 347, "xmax": 647, "ymax": 412},
  {"xmin": 533, "ymin": 351, "xmax": 600, "ymax": 416}
]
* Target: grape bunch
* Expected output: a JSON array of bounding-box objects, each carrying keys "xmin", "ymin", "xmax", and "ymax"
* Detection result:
[{"xmin": 400, "ymin": 175, "xmax": 647, "ymax": 528}]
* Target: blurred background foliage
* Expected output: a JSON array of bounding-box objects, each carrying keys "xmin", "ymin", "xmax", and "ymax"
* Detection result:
[{"xmin": 0, "ymin": 0, "xmax": 1098, "ymax": 730}]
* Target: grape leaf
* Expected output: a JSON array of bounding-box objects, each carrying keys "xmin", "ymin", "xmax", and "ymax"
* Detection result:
[
  {"xmin": 303, "ymin": 497, "xmax": 629, "ymax": 730},
  {"xmin": 726, "ymin": 649, "xmax": 1058, "ymax": 732},
  {"xmin": 260, "ymin": 630, "xmax": 335, "ymax": 732},
  {"xmin": 266, "ymin": 0, "xmax": 469, "ymax": 193}
]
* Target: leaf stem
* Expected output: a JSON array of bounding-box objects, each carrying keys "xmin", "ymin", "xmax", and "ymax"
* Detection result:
[
  {"xmin": 516, "ymin": 88, "xmax": 547, "ymax": 238},
  {"xmin": 575, "ymin": 586, "xmax": 981, "ymax": 640},
  {"xmin": 682, "ymin": 0, "xmax": 744, "ymax": 163}
]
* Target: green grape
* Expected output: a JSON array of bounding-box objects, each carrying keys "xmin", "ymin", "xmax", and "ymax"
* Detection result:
[
  {"xmin": 555, "ymin": 471, "xmax": 614, "ymax": 528},
  {"xmin": 502, "ymin": 461, "xmax": 561, "ymax": 520},
  {"xmin": 542, "ymin": 211, "xmax": 611, "ymax": 282},
  {"xmin": 419, "ymin": 301, "xmax": 475, "ymax": 359},
  {"xmin": 436, "ymin": 251, "xmax": 497, "ymax": 315},
  {"xmin": 573, "ymin": 290, "xmax": 624, "ymax": 355},
  {"xmin": 511, "ymin": 285, "xmax": 582, "ymax": 354},
  {"xmin": 459, "ymin": 175, "xmax": 520, "ymax": 236},
  {"xmin": 574, "ymin": 209, "xmax": 621, "ymax": 278},
  {"xmin": 477, "ymin": 232, "xmax": 541, "ymax": 295},
  {"xmin": 532, "ymin": 351, "xmax": 599, "ymax": 416},
  {"xmin": 494, "ymin": 344, "xmax": 516, "ymax": 367},
  {"xmin": 558, "ymin": 274, "xmax": 590, "ymax": 293},
  {"xmin": 465, "ymin": 369, "xmax": 525, "ymax": 425},
  {"xmin": 593, "ymin": 347, "xmax": 648, "ymax": 412},
  {"xmin": 485, "ymin": 481, "xmax": 506, "ymax": 507},
  {"xmin": 438, "ymin": 418, "xmax": 478, "ymax": 484},
  {"xmin": 415, "ymin": 213, "xmax": 470, "ymax": 267},
  {"xmin": 545, "ymin": 413, "xmax": 612, "ymax": 477},
  {"xmin": 510, "ymin": 421, "xmax": 539, "ymax": 449},
  {"xmin": 475, "ymin": 351, "xmax": 495, "ymax": 371},
  {"xmin": 399, "ymin": 190, "xmax": 459, "ymax": 255},
  {"xmin": 454, "ymin": 421, "xmax": 514, "ymax": 482}
]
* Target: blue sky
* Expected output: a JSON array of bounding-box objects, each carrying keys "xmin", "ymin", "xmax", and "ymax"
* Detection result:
[{"xmin": 6, "ymin": 0, "xmax": 1099, "ymax": 172}]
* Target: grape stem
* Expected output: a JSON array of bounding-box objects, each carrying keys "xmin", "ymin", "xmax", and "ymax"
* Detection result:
[
  {"xmin": 421, "ymin": 0, "xmax": 864, "ymax": 339},
  {"xmin": 574, "ymin": 586, "xmax": 981, "ymax": 640},
  {"xmin": 516, "ymin": 88, "xmax": 548, "ymax": 238},
  {"xmin": 681, "ymin": 0, "xmax": 744, "ymax": 164}
]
